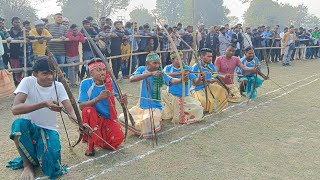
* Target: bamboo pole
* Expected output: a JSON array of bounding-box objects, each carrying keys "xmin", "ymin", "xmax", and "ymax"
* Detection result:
[
  {"xmin": 129, "ymin": 25, "xmax": 135, "ymax": 76},
  {"xmin": 23, "ymin": 28, "xmax": 27, "ymax": 77}
]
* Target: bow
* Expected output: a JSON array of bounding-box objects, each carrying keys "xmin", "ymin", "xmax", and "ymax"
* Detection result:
[
  {"xmin": 152, "ymin": 13, "xmax": 186, "ymax": 122},
  {"xmin": 46, "ymin": 48, "xmax": 87, "ymax": 148},
  {"xmin": 82, "ymin": 28, "xmax": 135, "ymax": 140}
]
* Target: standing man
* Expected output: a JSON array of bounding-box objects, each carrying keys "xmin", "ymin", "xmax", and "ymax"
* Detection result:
[
  {"xmin": 219, "ymin": 27, "xmax": 231, "ymax": 56},
  {"xmin": 182, "ymin": 25, "xmax": 194, "ymax": 65},
  {"xmin": 29, "ymin": 19, "xmax": 52, "ymax": 57},
  {"xmin": 65, "ymin": 24, "xmax": 86, "ymax": 88},
  {"xmin": 111, "ymin": 21, "xmax": 125, "ymax": 80},
  {"xmin": 7, "ymin": 17, "xmax": 23, "ymax": 85},
  {"xmin": 99, "ymin": 17, "xmax": 106, "ymax": 32},
  {"xmin": 280, "ymin": 27, "xmax": 288, "ymax": 60},
  {"xmin": 243, "ymin": 27, "xmax": 253, "ymax": 49},
  {"xmin": 205, "ymin": 26, "xmax": 219, "ymax": 63},
  {"xmin": 0, "ymin": 17, "xmax": 10, "ymax": 69},
  {"xmin": 231, "ymin": 26, "xmax": 244, "ymax": 57},
  {"xmin": 46, "ymin": 13, "xmax": 68, "ymax": 65},
  {"xmin": 282, "ymin": 26, "xmax": 297, "ymax": 66}
]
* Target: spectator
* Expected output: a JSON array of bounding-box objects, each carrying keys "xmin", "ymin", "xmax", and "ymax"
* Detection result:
[
  {"xmin": 29, "ymin": 19, "xmax": 52, "ymax": 56},
  {"xmin": 205, "ymin": 26, "xmax": 219, "ymax": 63},
  {"xmin": 65, "ymin": 24, "xmax": 85, "ymax": 87},
  {"xmin": 62, "ymin": 17, "xmax": 70, "ymax": 29},
  {"xmin": 111, "ymin": 21, "xmax": 125, "ymax": 79},
  {"xmin": 19, "ymin": 29, "xmax": 34, "ymax": 76},
  {"xmin": 218, "ymin": 27, "xmax": 231, "ymax": 56},
  {"xmin": 282, "ymin": 26, "xmax": 297, "ymax": 66},
  {"xmin": 0, "ymin": 17, "xmax": 10, "ymax": 68},
  {"xmin": 243, "ymin": 27, "xmax": 253, "ymax": 49},
  {"xmin": 8, "ymin": 17, "xmax": 23, "ymax": 85},
  {"xmin": 80, "ymin": 19, "xmax": 98, "ymax": 80},
  {"xmin": 262, "ymin": 26, "xmax": 272, "ymax": 62},
  {"xmin": 96, "ymin": 25, "xmax": 114, "ymax": 57},
  {"xmin": 99, "ymin": 16, "xmax": 106, "ymax": 32},
  {"xmin": 22, "ymin": 20, "xmax": 31, "ymax": 31},
  {"xmin": 182, "ymin": 25, "xmax": 194, "ymax": 65},
  {"xmin": 40, "ymin": 18, "xmax": 49, "ymax": 26},
  {"xmin": 231, "ymin": 26, "xmax": 243, "ymax": 57},
  {"xmin": 305, "ymin": 29, "xmax": 313, "ymax": 59},
  {"xmin": 138, "ymin": 24, "xmax": 151, "ymax": 66},
  {"xmin": 46, "ymin": 13, "xmax": 68, "ymax": 65},
  {"xmin": 120, "ymin": 37, "xmax": 131, "ymax": 79},
  {"xmin": 311, "ymin": 27, "xmax": 320, "ymax": 58},
  {"xmin": 81, "ymin": 19, "xmax": 98, "ymax": 61}
]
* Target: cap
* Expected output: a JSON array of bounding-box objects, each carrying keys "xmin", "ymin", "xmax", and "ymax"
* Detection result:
[
  {"xmin": 62, "ymin": 17, "xmax": 69, "ymax": 22},
  {"xmin": 34, "ymin": 19, "xmax": 45, "ymax": 26},
  {"xmin": 33, "ymin": 59, "xmax": 54, "ymax": 72}
]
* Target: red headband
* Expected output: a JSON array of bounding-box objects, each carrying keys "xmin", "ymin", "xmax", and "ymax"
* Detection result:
[{"xmin": 88, "ymin": 62, "xmax": 105, "ymax": 72}]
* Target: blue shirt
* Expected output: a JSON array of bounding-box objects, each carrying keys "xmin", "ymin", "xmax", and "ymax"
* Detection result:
[
  {"xmin": 78, "ymin": 78, "xmax": 118, "ymax": 118},
  {"xmin": 192, "ymin": 61, "xmax": 218, "ymax": 92},
  {"xmin": 163, "ymin": 64, "xmax": 196, "ymax": 97},
  {"xmin": 133, "ymin": 66, "xmax": 170, "ymax": 110},
  {"xmin": 262, "ymin": 31, "xmax": 272, "ymax": 47},
  {"xmin": 237, "ymin": 57, "xmax": 261, "ymax": 76}
]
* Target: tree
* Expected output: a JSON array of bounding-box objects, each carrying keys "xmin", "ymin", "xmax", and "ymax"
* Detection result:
[
  {"xmin": 61, "ymin": 0, "xmax": 92, "ymax": 25},
  {"xmin": 129, "ymin": 8, "xmax": 154, "ymax": 24},
  {"xmin": 155, "ymin": 0, "xmax": 185, "ymax": 26},
  {"xmin": 243, "ymin": 0, "xmax": 320, "ymax": 28},
  {"xmin": 156, "ymin": 0, "xmax": 229, "ymax": 27},
  {"xmin": 0, "ymin": 0, "xmax": 38, "ymax": 27},
  {"xmin": 227, "ymin": 16, "xmax": 240, "ymax": 27},
  {"xmin": 58, "ymin": 0, "xmax": 131, "ymax": 24}
]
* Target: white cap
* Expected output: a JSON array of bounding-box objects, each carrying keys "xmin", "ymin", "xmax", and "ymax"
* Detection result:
[
  {"xmin": 34, "ymin": 19, "xmax": 45, "ymax": 26},
  {"xmin": 62, "ymin": 17, "xmax": 69, "ymax": 22}
]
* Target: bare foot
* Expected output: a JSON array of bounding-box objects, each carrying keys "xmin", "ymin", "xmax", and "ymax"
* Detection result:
[{"xmin": 21, "ymin": 165, "xmax": 35, "ymax": 180}]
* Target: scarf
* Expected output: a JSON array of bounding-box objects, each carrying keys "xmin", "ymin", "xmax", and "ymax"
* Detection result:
[{"xmin": 105, "ymin": 72, "xmax": 117, "ymax": 120}]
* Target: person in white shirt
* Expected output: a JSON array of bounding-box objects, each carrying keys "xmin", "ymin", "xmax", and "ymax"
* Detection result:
[{"xmin": 7, "ymin": 59, "xmax": 77, "ymax": 179}]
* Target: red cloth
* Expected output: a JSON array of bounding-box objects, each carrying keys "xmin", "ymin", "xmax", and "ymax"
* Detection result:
[
  {"xmin": 82, "ymin": 107, "xmax": 124, "ymax": 152},
  {"xmin": 10, "ymin": 58, "xmax": 22, "ymax": 83},
  {"xmin": 105, "ymin": 72, "xmax": 118, "ymax": 121},
  {"xmin": 65, "ymin": 32, "xmax": 86, "ymax": 57}
]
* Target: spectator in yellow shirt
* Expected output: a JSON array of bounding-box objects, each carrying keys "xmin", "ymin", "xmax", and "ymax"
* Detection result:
[
  {"xmin": 120, "ymin": 37, "xmax": 131, "ymax": 79},
  {"xmin": 29, "ymin": 20, "xmax": 52, "ymax": 56}
]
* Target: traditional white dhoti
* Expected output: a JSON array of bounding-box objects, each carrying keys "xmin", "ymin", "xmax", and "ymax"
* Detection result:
[
  {"xmin": 0, "ymin": 70, "xmax": 15, "ymax": 98},
  {"xmin": 226, "ymin": 84, "xmax": 243, "ymax": 103},
  {"xmin": 191, "ymin": 83, "xmax": 228, "ymax": 113},
  {"xmin": 161, "ymin": 90, "xmax": 203, "ymax": 124},
  {"xmin": 118, "ymin": 106, "xmax": 162, "ymax": 139}
]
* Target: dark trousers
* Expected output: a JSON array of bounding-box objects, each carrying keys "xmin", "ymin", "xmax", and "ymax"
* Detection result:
[
  {"xmin": 112, "ymin": 58, "xmax": 121, "ymax": 79},
  {"xmin": 138, "ymin": 54, "xmax": 147, "ymax": 66}
]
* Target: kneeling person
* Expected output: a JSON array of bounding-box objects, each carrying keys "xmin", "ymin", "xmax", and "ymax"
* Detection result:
[
  {"xmin": 162, "ymin": 51, "xmax": 204, "ymax": 124},
  {"xmin": 78, "ymin": 59, "xmax": 125, "ymax": 156},
  {"xmin": 8, "ymin": 59, "xmax": 77, "ymax": 179},
  {"xmin": 237, "ymin": 47, "xmax": 268, "ymax": 99},
  {"xmin": 119, "ymin": 53, "xmax": 181, "ymax": 138},
  {"xmin": 191, "ymin": 48, "xmax": 229, "ymax": 113}
]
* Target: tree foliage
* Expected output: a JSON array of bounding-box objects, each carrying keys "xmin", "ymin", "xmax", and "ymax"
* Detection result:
[
  {"xmin": 129, "ymin": 8, "xmax": 154, "ymax": 24},
  {"xmin": 0, "ymin": 0, "xmax": 38, "ymax": 26},
  {"xmin": 155, "ymin": 0, "xmax": 185, "ymax": 26},
  {"xmin": 243, "ymin": 0, "xmax": 320, "ymax": 28},
  {"xmin": 59, "ymin": 0, "xmax": 131, "ymax": 25},
  {"xmin": 156, "ymin": 0, "xmax": 229, "ymax": 27}
]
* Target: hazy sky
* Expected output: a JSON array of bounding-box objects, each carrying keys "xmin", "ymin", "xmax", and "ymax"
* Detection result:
[{"xmin": 35, "ymin": 0, "xmax": 320, "ymax": 22}]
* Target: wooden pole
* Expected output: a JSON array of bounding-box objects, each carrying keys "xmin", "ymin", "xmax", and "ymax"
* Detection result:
[
  {"xmin": 23, "ymin": 28, "xmax": 27, "ymax": 77},
  {"xmin": 129, "ymin": 25, "xmax": 135, "ymax": 76}
]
